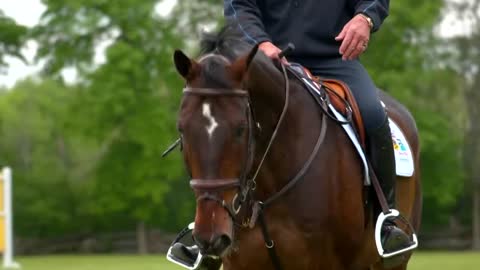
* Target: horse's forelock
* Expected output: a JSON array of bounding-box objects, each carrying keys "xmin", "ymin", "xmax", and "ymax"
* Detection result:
[{"xmin": 198, "ymin": 55, "xmax": 234, "ymax": 88}]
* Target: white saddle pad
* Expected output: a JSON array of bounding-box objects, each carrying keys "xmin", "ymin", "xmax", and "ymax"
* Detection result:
[{"xmin": 329, "ymin": 105, "xmax": 415, "ymax": 185}]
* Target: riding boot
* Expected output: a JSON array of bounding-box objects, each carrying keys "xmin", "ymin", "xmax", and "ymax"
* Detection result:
[{"xmin": 367, "ymin": 116, "xmax": 412, "ymax": 257}]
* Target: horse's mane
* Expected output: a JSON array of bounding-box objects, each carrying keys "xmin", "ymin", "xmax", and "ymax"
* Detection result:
[
  {"xmin": 192, "ymin": 24, "xmax": 275, "ymax": 90},
  {"xmin": 196, "ymin": 24, "xmax": 278, "ymax": 91},
  {"xmin": 199, "ymin": 24, "xmax": 253, "ymax": 61}
]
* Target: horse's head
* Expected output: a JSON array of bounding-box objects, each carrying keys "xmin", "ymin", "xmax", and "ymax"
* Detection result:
[{"xmin": 173, "ymin": 45, "xmax": 258, "ymax": 256}]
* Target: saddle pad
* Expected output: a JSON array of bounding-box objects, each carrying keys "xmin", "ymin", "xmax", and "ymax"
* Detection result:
[{"xmin": 330, "ymin": 105, "xmax": 415, "ymax": 185}]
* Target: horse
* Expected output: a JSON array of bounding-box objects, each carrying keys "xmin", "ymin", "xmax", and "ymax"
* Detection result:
[{"xmin": 171, "ymin": 25, "xmax": 422, "ymax": 270}]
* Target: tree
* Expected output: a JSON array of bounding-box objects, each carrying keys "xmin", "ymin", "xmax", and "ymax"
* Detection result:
[
  {"xmin": 447, "ymin": 0, "xmax": 480, "ymax": 250},
  {"xmin": 32, "ymin": 0, "xmax": 221, "ymax": 252},
  {"xmin": 0, "ymin": 79, "xmax": 96, "ymax": 237},
  {"xmin": 0, "ymin": 10, "xmax": 27, "ymax": 72}
]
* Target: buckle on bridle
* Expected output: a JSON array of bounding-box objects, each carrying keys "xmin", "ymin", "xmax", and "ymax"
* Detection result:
[{"xmin": 232, "ymin": 193, "xmax": 242, "ymax": 215}]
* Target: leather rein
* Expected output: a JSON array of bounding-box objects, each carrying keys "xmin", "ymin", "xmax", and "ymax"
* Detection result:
[{"xmin": 181, "ymin": 63, "xmax": 329, "ymax": 270}]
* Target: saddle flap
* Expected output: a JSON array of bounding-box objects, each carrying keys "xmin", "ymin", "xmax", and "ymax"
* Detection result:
[{"xmin": 321, "ymin": 79, "xmax": 366, "ymax": 147}]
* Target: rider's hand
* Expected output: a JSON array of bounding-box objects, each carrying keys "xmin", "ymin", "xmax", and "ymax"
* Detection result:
[
  {"xmin": 258, "ymin": 41, "xmax": 289, "ymax": 64},
  {"xmin": 335, "ymin": 14, "xmax": 372, "ymax": 61}
]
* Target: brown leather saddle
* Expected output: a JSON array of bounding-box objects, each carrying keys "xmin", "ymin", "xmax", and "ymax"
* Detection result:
[
  {"xmin": 291, "ymin": 65, "xmax": 366, "ymax": 147},
  {"xmin": 321, "ymin": 78, "xmax": 366, "ymax": 147}
]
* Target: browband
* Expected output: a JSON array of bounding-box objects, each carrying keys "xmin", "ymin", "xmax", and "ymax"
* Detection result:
[{"xmin": 183, "ymin": 88, "xmax": 248, "ymax": 97}]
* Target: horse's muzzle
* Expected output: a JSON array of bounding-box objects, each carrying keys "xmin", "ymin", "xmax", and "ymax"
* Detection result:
[{"xmin": 193, "ymin": 233, "xmax": 232, "ymax": 256}]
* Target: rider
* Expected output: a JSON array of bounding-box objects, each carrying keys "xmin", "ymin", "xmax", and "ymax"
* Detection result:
[{"xmin": 224, "ymin": 0, "xmax": 411, "ymax": 255}]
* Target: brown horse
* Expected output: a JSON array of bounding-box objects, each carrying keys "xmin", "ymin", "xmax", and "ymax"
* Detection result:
[{"xmin": 171, "ymin": 26, "xmax": 421, "ymax": 270}]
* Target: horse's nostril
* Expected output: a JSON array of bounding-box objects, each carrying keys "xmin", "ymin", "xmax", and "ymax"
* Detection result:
[
  {"xmin": 193, "ymin": 234, "xmax": 232, "ymax": 255},
  {"xmin": 212, "ymin": 234, "xmax": 232, "ymax": 254},
  {"xmin": 193, "ymin": 235, "xmax": 210, "ymax": 252}
]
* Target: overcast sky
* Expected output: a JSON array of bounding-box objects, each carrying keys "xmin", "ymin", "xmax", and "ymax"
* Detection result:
[{"xmin": 0, "ymin": 0, "xmax": 469, "ymax": 88}]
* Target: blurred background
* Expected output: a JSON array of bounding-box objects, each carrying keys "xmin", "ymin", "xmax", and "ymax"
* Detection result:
[{"xmin": 0, "ymin": 0, "xmax": 478, "ymax": 269}]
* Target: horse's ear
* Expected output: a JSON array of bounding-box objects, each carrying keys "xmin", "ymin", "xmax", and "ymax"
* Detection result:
[
  {"xmin": 229, "ymin": 45, "xmax": 259, "ymax": 82},
  {"xmin": 174, "ymin": 50, "xmax": 200, "ymax": 80}
]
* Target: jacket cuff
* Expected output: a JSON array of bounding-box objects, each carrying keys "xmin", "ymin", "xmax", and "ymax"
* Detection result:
[
  {"xmin": 359, "ymin": 10, "xmax": 381, "ymax": 32},
  {"xmin": 354, "ymin": 1, "xmax": 389, "ymax": 33},
  {"xmin": 255, "ymin": 37, "xmax": 271, "ymax": 45}
]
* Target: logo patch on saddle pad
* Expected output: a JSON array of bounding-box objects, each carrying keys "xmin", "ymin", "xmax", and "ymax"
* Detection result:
[{"xmin": 389, "ymin": 119, "xmax": 414, "ymax": 177}]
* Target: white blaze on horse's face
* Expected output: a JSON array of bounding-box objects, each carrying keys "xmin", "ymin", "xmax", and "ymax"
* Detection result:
[{"xmin": 202, "ymin": 102, "xmax": 218, "ymax": 139}]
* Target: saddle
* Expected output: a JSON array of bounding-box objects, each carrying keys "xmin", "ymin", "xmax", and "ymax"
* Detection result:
[{"xmin": 288, "ymin": 64, "xmax": 366, "ymax": 147}]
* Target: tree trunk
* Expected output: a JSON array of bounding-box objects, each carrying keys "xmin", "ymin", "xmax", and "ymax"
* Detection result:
[
  {"xmin": 136, "ymin": 221, "xmax": 149, "ymax": 254},
  {"xmin": 473, "ymin": 185, "xmax": 480, "ymax": 250}
]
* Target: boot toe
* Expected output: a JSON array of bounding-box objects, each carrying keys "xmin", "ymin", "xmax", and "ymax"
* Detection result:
[
  {"xmin": 171, "ymin": 243, "xmax": 199, "ymax": 264},
  {"xmin": 382, "ymin": 226, "xmax": 412, "ymax": 253}
]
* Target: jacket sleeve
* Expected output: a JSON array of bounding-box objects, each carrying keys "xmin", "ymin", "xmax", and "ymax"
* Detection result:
[
  {"xmin": 354, "ymin": 0, "xmax": 389, "ymax": 32},
  {"xmin": 224, "ymin": 0, "xmax": 271, "ymax": 44}
]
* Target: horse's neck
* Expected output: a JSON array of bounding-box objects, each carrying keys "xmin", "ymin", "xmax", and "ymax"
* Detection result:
[
  {"xmin": 247, "ymin": 60, "xmax": 329, "ymax": 198},
  {"xmin": 235, "ymin": 61, "xmax": 367, "ymax": 266}
]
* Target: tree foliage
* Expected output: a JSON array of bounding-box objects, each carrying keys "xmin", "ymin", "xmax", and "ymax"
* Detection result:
[
  {"xmin": 446, "ymin": 0, "xmax": 480, "ymax": 249},
  {"xmin": 29, "ymin": 0, "xmax": 221, "ymax": 235},
  {"xmin": 0, "ymin": 79, "xmax": 93, "ymax": 236},
  {"xmin": 0, "ymin": 11, "xmax": 27, "ymax": 72}
]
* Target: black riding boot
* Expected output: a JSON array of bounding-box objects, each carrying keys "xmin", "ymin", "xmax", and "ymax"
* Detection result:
[{"xmin": 367, "ymin": 116, "xmax": 412, "ymax": 258}]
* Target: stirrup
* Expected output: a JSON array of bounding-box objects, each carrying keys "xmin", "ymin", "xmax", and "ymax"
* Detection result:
[
  {"xmin": 166, "ymin": 222, "xmax": 204, "ymax": 270},
  {"xmin": 374, "ymin": 209, "xmax": 418, "ymax": 258}
]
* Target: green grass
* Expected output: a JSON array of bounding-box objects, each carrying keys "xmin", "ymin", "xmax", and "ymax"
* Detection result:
[
  {"xmin": 14, "ymin": 252, "xmax": 480, "ymax": 270},
  {"xmin": 409, "ymin": 252, "xmax": 480, "ymax": 270},
  {"xmin": 17, "ymin": 255, "xmax": 181, "ymax": 270}
]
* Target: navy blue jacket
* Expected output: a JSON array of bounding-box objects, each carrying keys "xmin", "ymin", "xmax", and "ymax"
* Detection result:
[{"xmin": 224, "ymin": 0, "xmax": 389, "ymax": 64}]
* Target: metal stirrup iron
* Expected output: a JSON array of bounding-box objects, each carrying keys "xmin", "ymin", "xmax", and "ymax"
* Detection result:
[{"xmin": 166, "ymin": 223, "xmax": 204, "ymax": 270}]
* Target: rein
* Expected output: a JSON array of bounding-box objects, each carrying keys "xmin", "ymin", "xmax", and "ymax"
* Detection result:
[
  {"xmin": 181, "ymin": 63, "xmax": 329, "ymax": 270},
  {"xmin": 250, "ymin": 64, "xmax": 328, "ymax": 270}
]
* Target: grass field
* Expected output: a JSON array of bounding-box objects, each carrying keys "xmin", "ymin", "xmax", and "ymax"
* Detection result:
[{"xmin": 15, "ymin": 252, "xmax": 480, "ymax": 270}]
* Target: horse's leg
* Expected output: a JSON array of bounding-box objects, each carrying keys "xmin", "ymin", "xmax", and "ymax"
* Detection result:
[
  {"xmin": 389, "ymin": 264, "xmax": 408, "ymax": 270},
  {"xmin": 374, "ymin": 263, "xmax": 409, "ymax": 270},
  {"xmin": 370, "ymin": 257, "xmax": 413, "ymax": 270}
]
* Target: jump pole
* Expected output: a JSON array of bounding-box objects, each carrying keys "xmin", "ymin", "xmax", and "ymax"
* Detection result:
[{"xmin": 0, "ymin": 167, "xmax": 20, "ymax": 269}]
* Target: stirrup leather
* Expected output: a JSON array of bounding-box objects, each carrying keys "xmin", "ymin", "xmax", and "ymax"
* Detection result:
[
  {"xmin": 374, "ymin": 209, "xmax": 418, "ymax": 258},
  {"xmin": 166, "ymin": 222, "xmax": 204, "ymax": 270}
]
